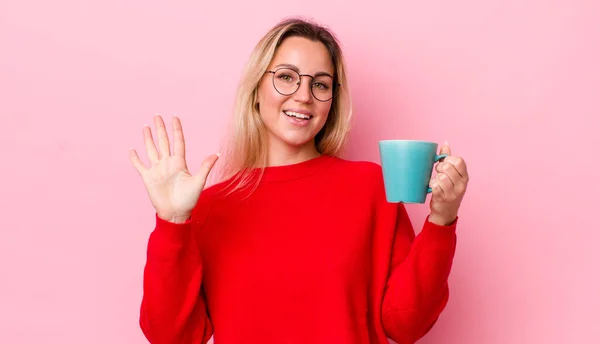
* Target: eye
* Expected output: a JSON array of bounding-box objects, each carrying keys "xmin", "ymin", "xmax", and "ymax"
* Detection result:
[
  {"xmin": 278, "ymin": 74, "xmax": 294, "ymax": 82},
  {"xmin": 312, "ymin": 82, "xmax": 330, "ymax": 90}
]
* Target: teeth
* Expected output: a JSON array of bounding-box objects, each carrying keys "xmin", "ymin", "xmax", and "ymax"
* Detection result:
[{"xmin": 284, "ymin": 111, "xmax": 311, "ymax": 120}]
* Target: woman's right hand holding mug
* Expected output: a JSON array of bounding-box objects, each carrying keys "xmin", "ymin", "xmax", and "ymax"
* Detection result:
[{"xmin": 129, "ymin": 115, "xmax": 220, "ymax": 223}]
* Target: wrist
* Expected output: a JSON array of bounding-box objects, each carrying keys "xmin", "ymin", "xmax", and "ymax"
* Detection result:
[
  {"xmin": 428, "ymin": 213, "xmax": 456, "ymax": 226},
  {"xmin": 169, "ymin": 216, "xmax": 191, "ymax": 224},
  {"xmin": 158, "ymin": 213, "xmax": 191, "ymax": 224}
]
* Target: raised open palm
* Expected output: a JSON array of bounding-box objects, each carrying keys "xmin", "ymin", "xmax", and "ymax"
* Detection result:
[{"xmin": 129, "ymin": 115, "xmax": 219, "ymax": 223}]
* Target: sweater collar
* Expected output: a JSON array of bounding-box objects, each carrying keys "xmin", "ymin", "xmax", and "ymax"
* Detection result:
[{"xmin": 258, "ymin": 154, "xmax": 335, "ymax": 182}]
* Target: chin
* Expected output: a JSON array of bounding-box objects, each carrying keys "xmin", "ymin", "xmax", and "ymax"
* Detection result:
[
  {"xmin": 279, "ymin": 133, "xmax": 316, "ymax": 148},
  {"xmin": 264, "ymin": 115, "xmax": 327, "ymax": 150}
]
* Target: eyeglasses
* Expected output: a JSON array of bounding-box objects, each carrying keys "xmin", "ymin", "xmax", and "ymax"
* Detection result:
[{"xmin": 265, "ymin": 67, "xmax": 340, "ymax": 102}]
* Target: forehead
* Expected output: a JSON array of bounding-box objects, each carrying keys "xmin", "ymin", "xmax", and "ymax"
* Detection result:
[{"xmin": 269, "ymin": 36, "xmax": 334, "ymax": 75}]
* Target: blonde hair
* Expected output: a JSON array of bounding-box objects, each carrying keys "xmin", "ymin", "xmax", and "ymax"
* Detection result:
[{"xmin": 215, "ymin": 17, "xmax": 353, "ymax": 195}]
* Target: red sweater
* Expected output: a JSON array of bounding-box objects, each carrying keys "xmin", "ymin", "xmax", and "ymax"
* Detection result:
[{"xmin": 139, "ymin": 155, "xmax": 457, "ymax": 344}]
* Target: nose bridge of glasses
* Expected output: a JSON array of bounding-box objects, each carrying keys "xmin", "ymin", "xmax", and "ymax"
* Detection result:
[
  {"xmin": 295, "ymin": 74, "xmax": 314, "ymax": 93},
  {"xmin": 298, "ymin": 73, "xmax": 315, "ymax": 81}
]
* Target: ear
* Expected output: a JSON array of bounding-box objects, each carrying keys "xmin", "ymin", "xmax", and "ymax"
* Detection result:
[{"xmin": 254, "ymin": 87, "xmax": 261, "ymax": 111}]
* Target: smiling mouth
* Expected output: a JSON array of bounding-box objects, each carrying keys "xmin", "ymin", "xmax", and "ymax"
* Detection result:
[{"xmin": 284, "ymin": 110, "xmax": 313, "ymax": 120}]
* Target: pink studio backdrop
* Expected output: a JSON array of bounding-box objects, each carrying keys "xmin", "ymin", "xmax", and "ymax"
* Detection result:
[{"xmin": 1, "ymin": 0, "xmax": 598, "ymax": 343}]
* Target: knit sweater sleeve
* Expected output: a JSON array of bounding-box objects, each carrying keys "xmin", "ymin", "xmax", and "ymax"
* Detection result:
[
  {"xmin": 381, "ymin": 203, "xmax": 458, "ymax": 344},
  {"xmin": 139, "ymin": 213, "xmax": 213, "ymax": 344}
]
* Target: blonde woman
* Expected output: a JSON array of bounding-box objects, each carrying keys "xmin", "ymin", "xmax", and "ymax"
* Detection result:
[{"xmin": 130, "ymin": 17, "xmax": 469, "ymax": 344}]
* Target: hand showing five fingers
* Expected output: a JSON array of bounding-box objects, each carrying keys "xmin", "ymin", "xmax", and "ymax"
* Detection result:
[
  {"xmin": 428, "ymin": 143, "xmax": 469, "ymax": 226},
  {"xmin": 129, "ymin": 115, "xmax": 220, "ymax": 223}
]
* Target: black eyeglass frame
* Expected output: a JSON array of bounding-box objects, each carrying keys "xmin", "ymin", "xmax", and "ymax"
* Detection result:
[{"xmin": 265, "ymin": 68, "xmax": 341, "ymax": 102}]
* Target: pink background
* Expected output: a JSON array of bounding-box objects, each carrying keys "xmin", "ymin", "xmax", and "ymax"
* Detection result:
[{"xmin": 1, "ymin": 0, "xmax": 599, "ymax": 343}]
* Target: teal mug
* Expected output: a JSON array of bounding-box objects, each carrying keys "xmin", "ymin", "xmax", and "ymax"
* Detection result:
[{"xmin": 378, "ymin": 140, "xmax": 448, "ymax": 203}]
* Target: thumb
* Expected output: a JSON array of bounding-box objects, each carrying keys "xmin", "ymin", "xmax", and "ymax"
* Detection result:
[
  {"xmin": 439, "ymin": 141, "xmax": 451, "ymax": 156},
  {"xmin": 194, "ymin": 153, "xmax": 220, "ymax": 188}
]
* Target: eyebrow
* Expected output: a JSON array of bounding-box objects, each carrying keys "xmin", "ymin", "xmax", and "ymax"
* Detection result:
[{"xmin": 274, "ymin": 63, "xmax": 334, "ymax": 78}]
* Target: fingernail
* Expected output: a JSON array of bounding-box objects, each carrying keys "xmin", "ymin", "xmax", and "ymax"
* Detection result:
[
  {"xmin": 216, "ymin": 153, "xmax": 221, "ymax": 157},
  {"xmin": 444, "ymin": 140, "xmax": 449, "ymax": 146}
]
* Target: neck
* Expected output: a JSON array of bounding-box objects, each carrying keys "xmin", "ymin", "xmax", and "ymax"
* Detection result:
[{"xmin": 266, "ymin": 140, "xmax": 321, "ymax": 167}]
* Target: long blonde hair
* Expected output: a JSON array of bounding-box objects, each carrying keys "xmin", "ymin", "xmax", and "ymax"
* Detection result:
[{"xmin": 216, "ymin": 17, "xmax": 353, "ymax": 195}]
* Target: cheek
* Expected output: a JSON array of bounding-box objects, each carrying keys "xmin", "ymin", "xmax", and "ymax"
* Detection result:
[
  {"xmin": 315, "ymin": 102, "xmax": 332, "ymax": 121},
  {"xmin": 258, "ymin": 82, "xmax": 284, "ymax": 112}
]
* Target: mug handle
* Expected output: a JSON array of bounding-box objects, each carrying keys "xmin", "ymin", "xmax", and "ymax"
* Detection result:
[{"xmin": 427, "ymin": 154, "xmax": 448, "ymax": 193}]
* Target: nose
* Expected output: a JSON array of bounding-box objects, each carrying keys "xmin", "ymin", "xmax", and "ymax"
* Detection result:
[{"xmin": 292, "ymin": 76, "xmax": 313, "ymax": 103}]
